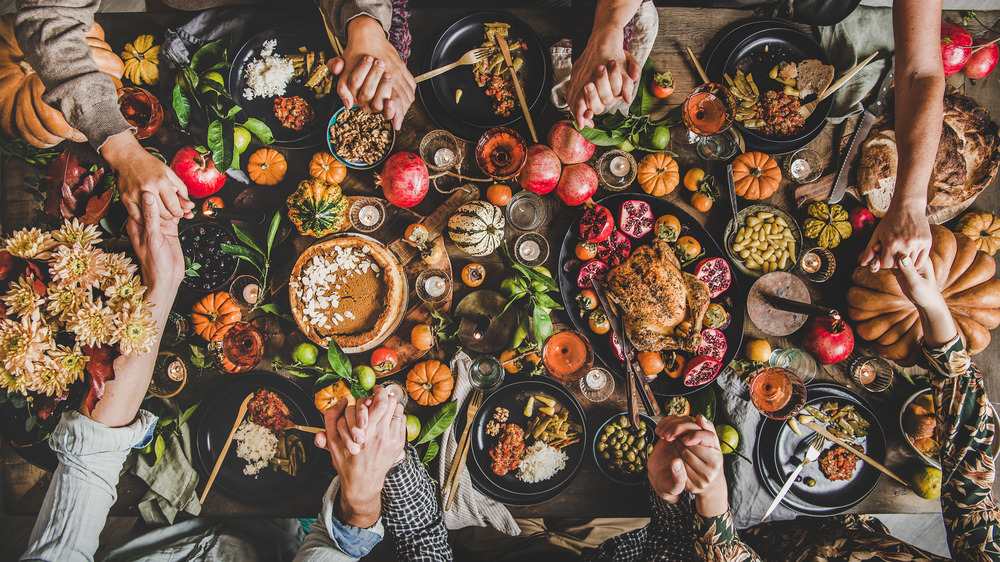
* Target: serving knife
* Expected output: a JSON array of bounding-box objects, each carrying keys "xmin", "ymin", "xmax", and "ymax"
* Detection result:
[
  {"xmin": 725, "ymin": 164, "xmax": 739, "ymax": 230},
  {"xmin": 590, "ymin": 279, "xmax": 638, "ymax": 426},
  {"xmin": 764, "ymin": 294, "xmax": 840, "ymax": 320},
  {"xmin": 495, "ymin": 35, "xmax": 538, "ymax": 143},
  {"xmin": 828, "ymin": 56, "xmax": 895, "ymax": 204},
  {"xmin": 762, "ymin": 435, "xmax": 825, "ymax": 520}
]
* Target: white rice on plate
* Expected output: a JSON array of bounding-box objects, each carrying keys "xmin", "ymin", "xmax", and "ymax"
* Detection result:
[
  {"xmin": 517, "ymin": 441, "xmax": 567, "ymax": 483},
  {"xmin": 243, "ymin": 39, "xmax": 295, "ymax": 100},
  {"xmin": 234, "ymin": 420, "xmax": 278, "ymax": 476}
]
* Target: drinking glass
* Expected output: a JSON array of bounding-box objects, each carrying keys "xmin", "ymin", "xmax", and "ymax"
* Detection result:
[
  {"xmin": 469, "ymin": 355, "xmax": 505, "ymax": 393},
  {"xmin": 678, "ymin": 83, "xmax": 734, "ymax": 144},
  {"xmin": 580, "ymin": 366, "xmax": 615, "ymax": 402},
  {"xmin": 746, "ymin": 366, "xmax": 807, "ymax": 420},
  {"xmin": 117, "ymin": 87, "xmax": 163, "ymax": 139},
  {"xmin": 476, "ymin": 127, "xmax": 527, "ymax": 180},
  {"xmin": 768, "ymin": 347, "xmax": 818, "ymax": 383},
  {"xmin": 161, "ymin": 311, "xmax": 192, "ymax": 348},
  {"xmin": 695, "ymin": 128, "xmax": 740, "ymax": 160},
  {"xmin": 208, "ymin": 321, "xmax": 264, "ymax": 373},
  {"xmin": 543, "ymin": 330, "xmax": 594, "ymax": 382},
  {"xmin": 506, "ymin": 191, "xmax": 549, "ymax": 230},
  {"xmin": 514, "ymin": 232, "xmax": 549, "ymax": 267}
]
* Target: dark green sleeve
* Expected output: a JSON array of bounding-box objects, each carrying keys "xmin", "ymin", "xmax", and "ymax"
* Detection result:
[{"xmin": 692, "ymin": 509, "xmax": 762, "ymax": 562}]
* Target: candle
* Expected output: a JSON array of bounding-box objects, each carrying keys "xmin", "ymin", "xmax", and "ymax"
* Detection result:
[
  {"xmin": 609, "ymin": 155, "xmax": 630, "ymax": 177},
  {"xmin": 383, "ymin": 382, "xmax": 405, "ymax": 402},
  {"xmin": 358, "ymin": 205, "xmax": 381, "ymax": 227},
  {"xmin": 585, "ymin": 368, "xmax": 607, "ymax": 390},
  {"xmin": 800, "ymin": 251, "xmax": 822, "ymax": 274},
  {"xmin": 518, "ymin": 240, "xmax": 540, "ymax": 261},
  {"xmin": 789, "ymin": 158, "xmax": 812, "ymax": 180},
  {"xmin": 167, "ymin": 359, "xmax": 185, "ymax": 382},
  {"xmin": 434, "ymin": 147, "xmax": 455, "ymax": 168},
  {"xmin": 854, "ymin": 361, "xmax": 877, "ymax": 385},
  {"xmin": 243, "ymin": 283, "xmax": 260, "ymax": 305},
  {"xmin": 424, "ymin": 275, "xmax": 447, "ymax": 298}
]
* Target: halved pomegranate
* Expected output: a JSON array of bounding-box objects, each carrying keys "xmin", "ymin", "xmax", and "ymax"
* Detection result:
[
  {"xmin": 576, "ymin": 259, "xmax": 609, "ymax": 288},
  {"xmin": 596, "ymin": 230, "xmax": 631, "ymax": 267},
  {"xmin": 683, "ymin": 355, "xmax": 722, "ymax": 387},
  {"xmin": 694, "ymin": 257, "xmax": 732, "ymax": 298},
  {"xmin": 619, "ymin": 200, "xmax": 654, "ymax": 239},
  {"xmin": 697, "ymin": 328, "xmax": 727, "ymax": 361},
  {"xmin": 610, "ymin": 332, "xmax": 625, "ymax": 361},
  {"xmin": 579, "ymin": 204, "xmax": 614, "ymax": 243}
]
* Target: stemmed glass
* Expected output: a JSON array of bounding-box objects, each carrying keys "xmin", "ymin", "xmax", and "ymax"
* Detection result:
[
  {"xmin": 746, "ymin": 366, "xmax": 807, "ymax": 420},
  {"xmin": 678, "ymin": 83, "xmax": 734, "ymax": 145}
]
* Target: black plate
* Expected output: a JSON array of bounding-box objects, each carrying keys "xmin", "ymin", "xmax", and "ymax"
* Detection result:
[
  {"xmin": 230, "ymin": 24, "xmax": 339, "ymax": 147},
  {"xmin": 192, "ymin": 372, "xmax": 324, "ymax": 503},
  {"xmin": 556, "ymin": 193, "xmax": 745, "ymax": 397},
  {"xmin": 754, "ymin": 383, "xmax": 886, "ymax": 515},
  {"xmin": 705, "ymin": 20, "xmax": 833, "ymax": 154},
  {"xmin": 418, "ymin": 12, "xmax": 550, "ymax": 141},
  {"xmin": 453, "ymin": 377, "xmax": 587, "ymax": 505}
]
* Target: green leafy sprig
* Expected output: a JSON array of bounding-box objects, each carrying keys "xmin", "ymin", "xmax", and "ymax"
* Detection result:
[
  {"xmin": 499, "ymin": 245, "xmax": 561, "ymax": 355},
  {"xmin": 137, "ymin": 398, "xmax": 200, "ymax": 466},
  {"xmin": 221, "ymin": 212, "xmax": 281, "ymax": 313},
  {"xmin": 416, "ymin": 400, "xmax": 457, "ymax": 465}
]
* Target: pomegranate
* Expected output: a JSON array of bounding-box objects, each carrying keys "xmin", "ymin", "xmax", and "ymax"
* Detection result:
[
  {"xmin": 697, "ymin": 328, "xmax": 728, "ymax": 361},
  {"xmin": 376, "ymin": 152, "xmax": 429, "ymax": 208},
  {"xmin": 556, "ymin": 163, "xmax": 598, "ymax": 206},
  {"xmin": 596, "ymin": 230, "xmax": 631, "ymax": 267},
  {"xmin": 965, "ymin": 39, "xmax": 999, "ymax": 79},
  {"xmin": 619, "ymin": 200, "xmax": 654, "ymax": 238},
  {"xmin": 800, "ymin": 317, "xmax": 854, "ymax": 365},
  {"xmin": 683, "ymin": 355, "xmax": 722, "ymax": 387},
  {"xmin": 579, "ymin": 204, "xmax": 614, "ymax": 243},
  {"xmin": 519, "ymin": 144, "xmax": 562, "ymax": 194},
  {"xmin": 849, "ymin": 207, "xmax": 875, "ymax": 232},
  {"xmin": 576, "ymin": 259, "xmax": 609, "ymax": 288},
  {"xmin": 610, "ymin": 332, "xmax": 625, "ymax": 361},
  {"xmin": 170, "ymin": 146, "xmax": 226, "ymax": 198},
  {"xmin": 547, "ymin": 120, "xmax": 596, "ymax": 164},
  {"xmin": 941, "ymin": 22, "xmax": 973, "ymax": 77},
  {"xmin": 693, "ymin": 257, "xmax": 732, "ymax": 298}
]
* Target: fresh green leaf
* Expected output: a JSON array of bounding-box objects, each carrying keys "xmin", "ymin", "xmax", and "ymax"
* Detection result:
[
  {"xmin": 231, "ymin": 223, "xmax": 266, "ymax": 256},
  {"xmin": 532, "ymin": 306, "xmax": 553, "ymax": 347},
  {"xmin": 314, "ymin": 373, "xmax": 343, "ymax": 394},
  {"xmin": 178, "ymin": 401, "xmax": 200, "ymax": 427},
  {"xmin": 513, "ymin": 263, "xmax": 558, "ymax": 292},
  {"xmin": 576, "ymin": 126, "xmax": 624, "ymax": 147},
  {"xmin": 153, "ymin": 434, "xmax": 166, "ymax": 466},
  {"xmin": 266, "ymin": 213, "xmax": 281, "ymax": 258},
  {"xmin": 172, "ymin": 82, "xmax": 191, "ymax": 128},
  {"xmin": 286, "ymin": 368, "xmax": 316, "ymax": 378},
  {"xmin": 220, "ymin": 243, "xmax": 265, "ymax": 271},
  {"xmin": 422, "ymin": 439, "xmax": 439, "ymax": 465},
  {"xmin": 327, "ymin": 340, "xmax": 352, "ymax": 380},
  {"xmin": 242, "ymin": 118, "xmax": 275, "ymax": 145},
  {"xmin": 532, "ymin": 292, "xmax": 562, "ymax": 311},
  {"xmin": 350, "ymin": 379, "xmax": 368, "ymax": 400},
  {"xmin": 207, "ymin": 119, "xmax": 224, "ymax": 163},
  {"xmin": 191, "ymin": 37, "xmax": 229, "ymax": 74},
  {"xmin": 416, "ymin": 400, "xmax": 457, "ymax": 445},
  {"xmin": 218, "ymin": 120, "xmax": 235, "ymax": 172}
]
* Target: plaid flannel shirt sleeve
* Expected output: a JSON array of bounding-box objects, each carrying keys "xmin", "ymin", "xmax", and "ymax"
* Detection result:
[
  {"xmin": 583, "ymin": 486, "xmax": 698, "ymax": 561},
  {"xmin": 380, "ymin": 444, "xmax": 453, "ymax": 561}
]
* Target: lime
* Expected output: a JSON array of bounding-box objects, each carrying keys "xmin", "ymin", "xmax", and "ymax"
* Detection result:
[
  {"xmin": 500, "ymin": 276, "xmax": 527, "ymax": 298},
  {"xmin": 234, "ymin": 126, "xmax": 252, "ymax": 153},
  {"xmin": 745, "ymin": 339, "xmax": 772, "ymax": 363},
  {"xmin": 291, "ymin": 342, "xmax": 319, "ymax": 366},
  {"xmin": 911, "ymin": 466, "xmax": 942, "ymax": 499},
  {"xmin": 354, "ymin": 365, "xmax": 376, "ymax": 390},
  {"xmin": 530, "ymin": 266, "xmax": 553, "ymax": 292},
  {"xmin": 617, "ymin": 139, "xmax": 635, "ymax": 152},
  {"xmin": 405, "ymin": 415, "xmax": 421, "ymax": 442},
  {"xmin": 717, "ymin": 424, "xmax": 739, "ymax": 455},
  {"xmin": 199, "ymin": 71, "xmax": 225, "ymax": 93},
  {"xmin": 648, "ymin": 126, "xmax": 671, "ymax": 150}
]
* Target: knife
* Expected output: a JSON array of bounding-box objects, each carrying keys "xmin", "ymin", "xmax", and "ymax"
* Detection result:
[
  {"xmin": 828, "ymin": 56, "xmax": 895, "ymax": 204},
  {"xmin": 762, "ymin": 435, "xmax": 825, "ymax": 520},
  {"xmin": 725, "ymin": 164, "xmax": 739, "ymax": 231},
  {"xmin": 590, "ymin": 279, "xmax": 640, "ymax": 426},
  {"xmin": 764, "ymin": 295, "xmax": 840, "ymax": 320},
  {"xmin": 495, "ymin": 35, "xmax": 538, "ymax": 143}
]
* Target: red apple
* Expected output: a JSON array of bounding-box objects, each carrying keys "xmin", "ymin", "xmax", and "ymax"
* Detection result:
[
  {"xmin": 964, "ymin": 39, "xmax": 999, "ymax": 79},
  {"xmin": 941, "ymin": 22, "xmax": 973, "ymax": 77},
  {"xmin": 170, "ymin": 146, "xmax": 226, "ymax": 198}
]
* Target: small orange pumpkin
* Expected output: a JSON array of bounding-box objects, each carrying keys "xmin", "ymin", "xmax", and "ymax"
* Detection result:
[
  {"xmin": 637, "ymin": 152, "xmax": 679, "ymax": 197},
  {"xmin": 732, "ymin": 151, "xmax": 781, "ymax": 200},
  {"xmin": 248, "ymin": 148, "xmax": 287, "ymax": 185},
  {"xmin": 406, "ymin": 360, "xmax": 454, "ymax": 406},
  {"xmin": 309, "ymin": 152, "xmax": 347, "ymax": 184},
  {"xmin": 190, "ymin": 291, "xmax": 241, "ymax": 341},
  {"xmin": 314, "ymin": 380, "xmax": 356, "ymax": 413}
]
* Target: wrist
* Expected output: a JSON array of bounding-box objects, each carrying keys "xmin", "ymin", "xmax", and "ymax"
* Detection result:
[
  {"xmin": 694, "ymin": 486, "xmax": 729, "ymax": 519},
  {"xmin": 99, "ymin": 131, "xmax": 142, "ymax": 168},
  {"xmin": 346, "ymin": 15, "xmax": 386, "ymax": 41},
  {"xmin": 589, "ymin": 25, "xmax": 624, "ymax": 49},
  {"xmin": 336, "ymin": 486, "xmax": 382, "ymax": 528}
]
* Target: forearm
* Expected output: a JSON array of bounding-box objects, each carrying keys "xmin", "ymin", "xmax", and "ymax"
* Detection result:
[
  {"xmin": 294, "ymin": 477, "xmax": 384, "ymax": 562},
  {"xmin": 380, "ymin": 445, "xmax": 452, "ymax": 561},
  {"xmin": 591, "ymin": 0, "xmax": 643, "ymax": 43},
  {"xmin": 14, "ymin": 0, "xmax": 131, "ymax": 150},
  {"xmin": 323, "ymin": 0, "xmax": 392, "ymax": 39}
]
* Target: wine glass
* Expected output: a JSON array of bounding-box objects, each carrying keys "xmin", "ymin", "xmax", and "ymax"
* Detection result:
[
  {"xmin": 208, "ymin": 322, "xmax": 264, "ymax": 374},
  {"xmin": 117, "ymin": 87, "xmax": 163, "ymax": 140},
  {"xmin": 542, "ymin": 330, "xmax": 594, "ymax": 382},
  {"xmin": 475, "ymin": 127, "xmax": 527, "ymax": 180},
  {"xmin": 746, "ymin": 366, "xmax": 807, "ymax": 420},
  {"xmin": 678, "ymin": 83, "xmax": 734, "ymax": 145}
]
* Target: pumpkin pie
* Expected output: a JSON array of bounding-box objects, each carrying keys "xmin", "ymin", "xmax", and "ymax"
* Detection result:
[{"xmin": 290, "ymin": 236, "xmax": 406, "ymax": 352}]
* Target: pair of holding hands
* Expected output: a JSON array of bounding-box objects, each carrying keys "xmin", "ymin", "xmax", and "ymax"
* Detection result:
[
  {"xmin": 567, "ymin": 32, "xmax": 641, "ymax": 129},
  {"xmin": 648, "ymin": 415, "xmax": 728, "ymax": 517}
]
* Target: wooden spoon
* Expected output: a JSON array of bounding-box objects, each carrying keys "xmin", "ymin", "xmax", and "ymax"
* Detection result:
[{"xmin": 199, "ymin": 392, "xmax": 253, "ymax": 505}]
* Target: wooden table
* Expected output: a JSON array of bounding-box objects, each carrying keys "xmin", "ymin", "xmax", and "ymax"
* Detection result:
[{"xmin": 2, "ymin": 7, "xmax": 999, "ymax": 521}]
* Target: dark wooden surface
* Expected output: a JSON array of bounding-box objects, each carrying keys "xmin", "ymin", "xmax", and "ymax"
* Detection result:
[{"xmin": 2, "ymin": 7, "xmax": 999, "ymax": 520}]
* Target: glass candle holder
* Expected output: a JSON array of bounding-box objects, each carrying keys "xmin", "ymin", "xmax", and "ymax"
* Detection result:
[
  {"xmin": 230, "ymin": 275, "xmax": 262, "ymax": 308},
  {"xmin": 506, "ymin": 191, "xmax": 548, "ymax": 230},
  {"xmin": 419, "ymin": 129, "xmax": 464, "ymax": 171},
  {"xmin": 208, "ymin": 321, "xmax": 264, "ymax": 374},
  {"xmin": 514, "ymin": 232, "xmax": 549, "ymax": 267},
  {"xmin": 415, "ymin": 268, "xmax": 451, "ymax": 304},
  {"xmin": 149, "ymin": 351, "xmax": 187, "ymax": 398},
  {"xmin": 798, "ymin": 247, "xmax": 836, "ymax": 283},
  {"xmin": 381, "ymin": 380, "xmax": 408, "ymax": 407},
  {"xmin": 850, "ymin": 356, "xmax": 894, "ymax": 392},
  {"xmin": 469, "ymin": 355, "xmax": 505, "ymax": 393},
  {"xmin": 161, "ymin": 311, "xmax": 192, "ymax": 348},
  {"xmin": 349, "ymin": 197, "xmax": 387, "ymax": 233},
  {"xmin": 542, "ymin": 330, "xmax": 594, "ymax": 382},
  {"xmin": 596, "ymin": 149, "xmax": 637, "ymax": 191},
  {"xmin": 783, "ymin": 148, "xmax": 824, "ymax": 184},
  {"xmin": 476, "ymin": 127, "xmax": 527, "ymax": 180},
  {"xmin": 117, "ymin": 87, "xmax": 164, "ymax": 139},
  {"xmin": 580, "ymin": 366, "xmax": 615, "ymax": 402}
]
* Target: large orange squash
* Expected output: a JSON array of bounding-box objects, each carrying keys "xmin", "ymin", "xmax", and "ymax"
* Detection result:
[
  {"xmin": 957, "ymin": 210, "xmax": 1000, "ymax": 256},
  {"xmin": 0, "ymin": 15, "xmax": 124, "ymax": 147},
  {"xmin": 732, "ymin": 151, "xmax": 781, "ymax": 200},
  {"xmin": 405, "ymin": 360, "xmax": 454, "ymax": 406},
  {"xmin": 309, "ymin": 152, "xmax": 347, "ymax": 184},
  {"xmin": 847, "ymin": 225, "xmax": 1000, "ymax": 365},
  {"xmin": 191, "ymin": 291, "xmax": 242, "ymax": 342},
  {"xmin": 248, "ymin": 148, "xmax": 287, "ymax": 185},
  {"xmin": 637, "ymin": 152, "xmax": 679, "ymax": 197}
]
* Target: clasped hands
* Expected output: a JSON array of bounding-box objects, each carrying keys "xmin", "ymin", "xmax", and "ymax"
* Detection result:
[
  {"xmin": 567, "ymin": 29, "xmax": 641, "ymax": 129},
  {"xmin": 649, "ymin": 415, "xmax": 729, "ymax": 518}
]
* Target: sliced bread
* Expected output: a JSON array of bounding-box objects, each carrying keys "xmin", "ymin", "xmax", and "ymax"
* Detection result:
[{"xmin": 796, "ymin": 59, "xmax": 835, "ymax": 98}]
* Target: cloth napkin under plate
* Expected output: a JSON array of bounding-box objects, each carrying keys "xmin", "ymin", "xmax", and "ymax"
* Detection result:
[
  {"xmin": 438, "ymin": 352, "xmax": 521, "ymax": 536},
  {"xmin": 818, "ymin": 6, "xmax": 896, "ymax": 124},
  {"xmin": 127, "ymin": 421, "xmax": 202, "ymax": 526}
]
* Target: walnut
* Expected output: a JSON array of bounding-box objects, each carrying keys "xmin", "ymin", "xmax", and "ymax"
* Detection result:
[
  {"xmin": 486, "ymin": 420, "xmax": 500, "ymax": 436},
  {"xmin": 329, "ymin": 107, "xmax": 392, "ymax": 165},
  {"xmin": 493, "ymin": 407, "xmax": 509, "ymax": 423}
]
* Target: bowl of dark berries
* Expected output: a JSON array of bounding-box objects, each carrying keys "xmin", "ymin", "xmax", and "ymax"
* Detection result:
[{"xmin": 179, "ymin": 222, "xmax": 241, "ymax": 292}]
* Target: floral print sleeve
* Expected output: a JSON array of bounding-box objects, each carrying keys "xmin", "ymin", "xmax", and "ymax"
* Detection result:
[
  {"xmin": 924, "ymin": 335, "xmax": 1000, "ymax": 560},
  {"xmin": 692, "ymin": 510, "xmax": 760, "ymax": 562}
]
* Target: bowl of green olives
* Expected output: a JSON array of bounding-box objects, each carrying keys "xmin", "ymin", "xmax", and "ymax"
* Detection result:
[{"xmin": 593, "ymin": 413, "xmax": 658, "ymax": 485}]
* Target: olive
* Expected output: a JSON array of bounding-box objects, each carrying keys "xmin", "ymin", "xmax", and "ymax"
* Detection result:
[
  {"xmin": 604, "ymin": 425, "xmax": 616, "ymax": 434},
  {"xmin": 805, "ymin": 478, "xmax": 816, "ymax": 487},
  {"xmin": 597, "ymin": 442, "xmax": 606, "ymax": 452},
  {"xmin": 636, "ymin": 438, "xmax": 646, "ymax": 450},
  {"xmin": 626, "ymin": 434, "xmax": 635, "ymax": 446},
  {"xmin": 646, "ymin": 445, "xmax": 654, "ymax": 455},
  {"xmin": 600, "ymin": 433, "xmax": 609, "ymax": 443},
  {"xmin": 635, "ymin": 459, "xmax": 645, "ymax": 469},
  {"xmin": 619, "ymin": 416, "xmax": 629, "ymax": 428},
  {"xmin": 613, "ymin": 459, "xmax": 623, "ymax": 468},
  {"xmin": 614, "ymin": 448, "xmax": 624, "ymax": 459},
  {"xmin": 601, "ymin": 451, "xmax": 610, "ymax": 460},
  {"xmin": 626, "ymin": 450, "xmax": 636, "ymax": 462},
  {"xmin": 616, "ymin": 430, "xmax": 626, "ymax": 441},
  {"xmin": 638, "ymin": 420, "xmax": 647, "ymax": 431}
]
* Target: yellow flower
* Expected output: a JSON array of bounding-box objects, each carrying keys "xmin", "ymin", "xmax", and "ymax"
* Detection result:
[
  {"xmin": 0, "ymin": 313, "xmax": 50, "ymax": 375},
  {"xmin": 114, "ymin": 302, "xmax": 157, "ymax": 356},
  {"xmin": 104, "ymin": 274, "xmax": 147, "ymax": 309},
  {"xmin": 65, "ymin": 299, "xmax": 116, "ymax": 347},
  {"xmin": 103, "ymin": 252, "xmax": 138, "ymax": 279},
  {"xmin": 0, "ymin": 367, "xmax": 28, "ymax": 395},
  {"xmin": 49, "ymin": 243, "xmax": 108, "ymax": 289},
  {"xmin": 45, "ymin": 345, "xmax": 88, "ymax": 383},
  {"xmin": 51, "ymin": 218, "xmax": 102, "ymax": 246},
  {"xmin": 5, "ymin": 228, "xmax": 56, "ymax": 260},
  {"xmin": 2, "ymin": 276, "xmax": 44, "ymax": 317},
  {"xmin": 45, "ymin": 284, "xmax": 91, "ymax": 320},
  {"xmin": 24, "ymin": 356, "xmax": 81, "ymax": 397}
]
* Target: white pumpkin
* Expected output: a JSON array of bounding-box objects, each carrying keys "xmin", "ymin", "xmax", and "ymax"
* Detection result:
[{"xmin": 447, "ymin": 200, "xmax": 505, "ymax": 257}]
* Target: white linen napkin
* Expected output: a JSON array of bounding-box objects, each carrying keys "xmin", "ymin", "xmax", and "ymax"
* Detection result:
[{"xmin": 437, "ymin": 352, "xmax": 521, "ymax": 535}]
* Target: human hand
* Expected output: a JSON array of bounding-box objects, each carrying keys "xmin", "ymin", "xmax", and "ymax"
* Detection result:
[
  {"xmin": 647, "ymin": 438, "xmax": 688, "ymax": 503},
  {"xmin": 655, "ymin": 415, "xmax": 728, "ymax": 517},
  {"xmin": 891, "ymin": 256, "xmax": 957, "ymax": 349},
  {"xmin": 861, "ymin": 204, "xmax": 931, "ymax": 272},
  {"xmin": 125, "ymin": 191, "xmax": 184, "ymax": 296},
  {"xmin": 102, "ymin": 131, "xmax": 195, "ymax": 224},
  {"xmin": 567, "ymin": 31, "xmax": 640, "ymax": 129},
  {"xmin": 328, "ymin": 16, "xmax": 415, "ymax": 131}
]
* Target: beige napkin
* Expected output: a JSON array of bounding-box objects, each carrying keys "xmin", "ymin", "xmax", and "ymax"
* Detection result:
[
  {"xmin": 438, "ymin": 352, "xmax": 521, "ymax": 535},
  {"xmin": 550, "ymin": 0, "xmax": 660, "ymax": 116}
]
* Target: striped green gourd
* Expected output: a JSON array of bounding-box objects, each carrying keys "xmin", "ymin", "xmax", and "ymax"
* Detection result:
[
  {"xmin": 447, "ymin": 200, "xmax": 506, "ymax": 256},
  {"xmin": 286, "ymin": 178, "xmax": 349, "ymax": 238}
]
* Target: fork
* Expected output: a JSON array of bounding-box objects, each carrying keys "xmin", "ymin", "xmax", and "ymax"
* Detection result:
[
  {"xmin": 415, "ymin": 48, "xmax": 492, "ymax": 84},
  {"xmin": 444, "ymin": 390, "xmax": 483, "ymax": 510}
]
